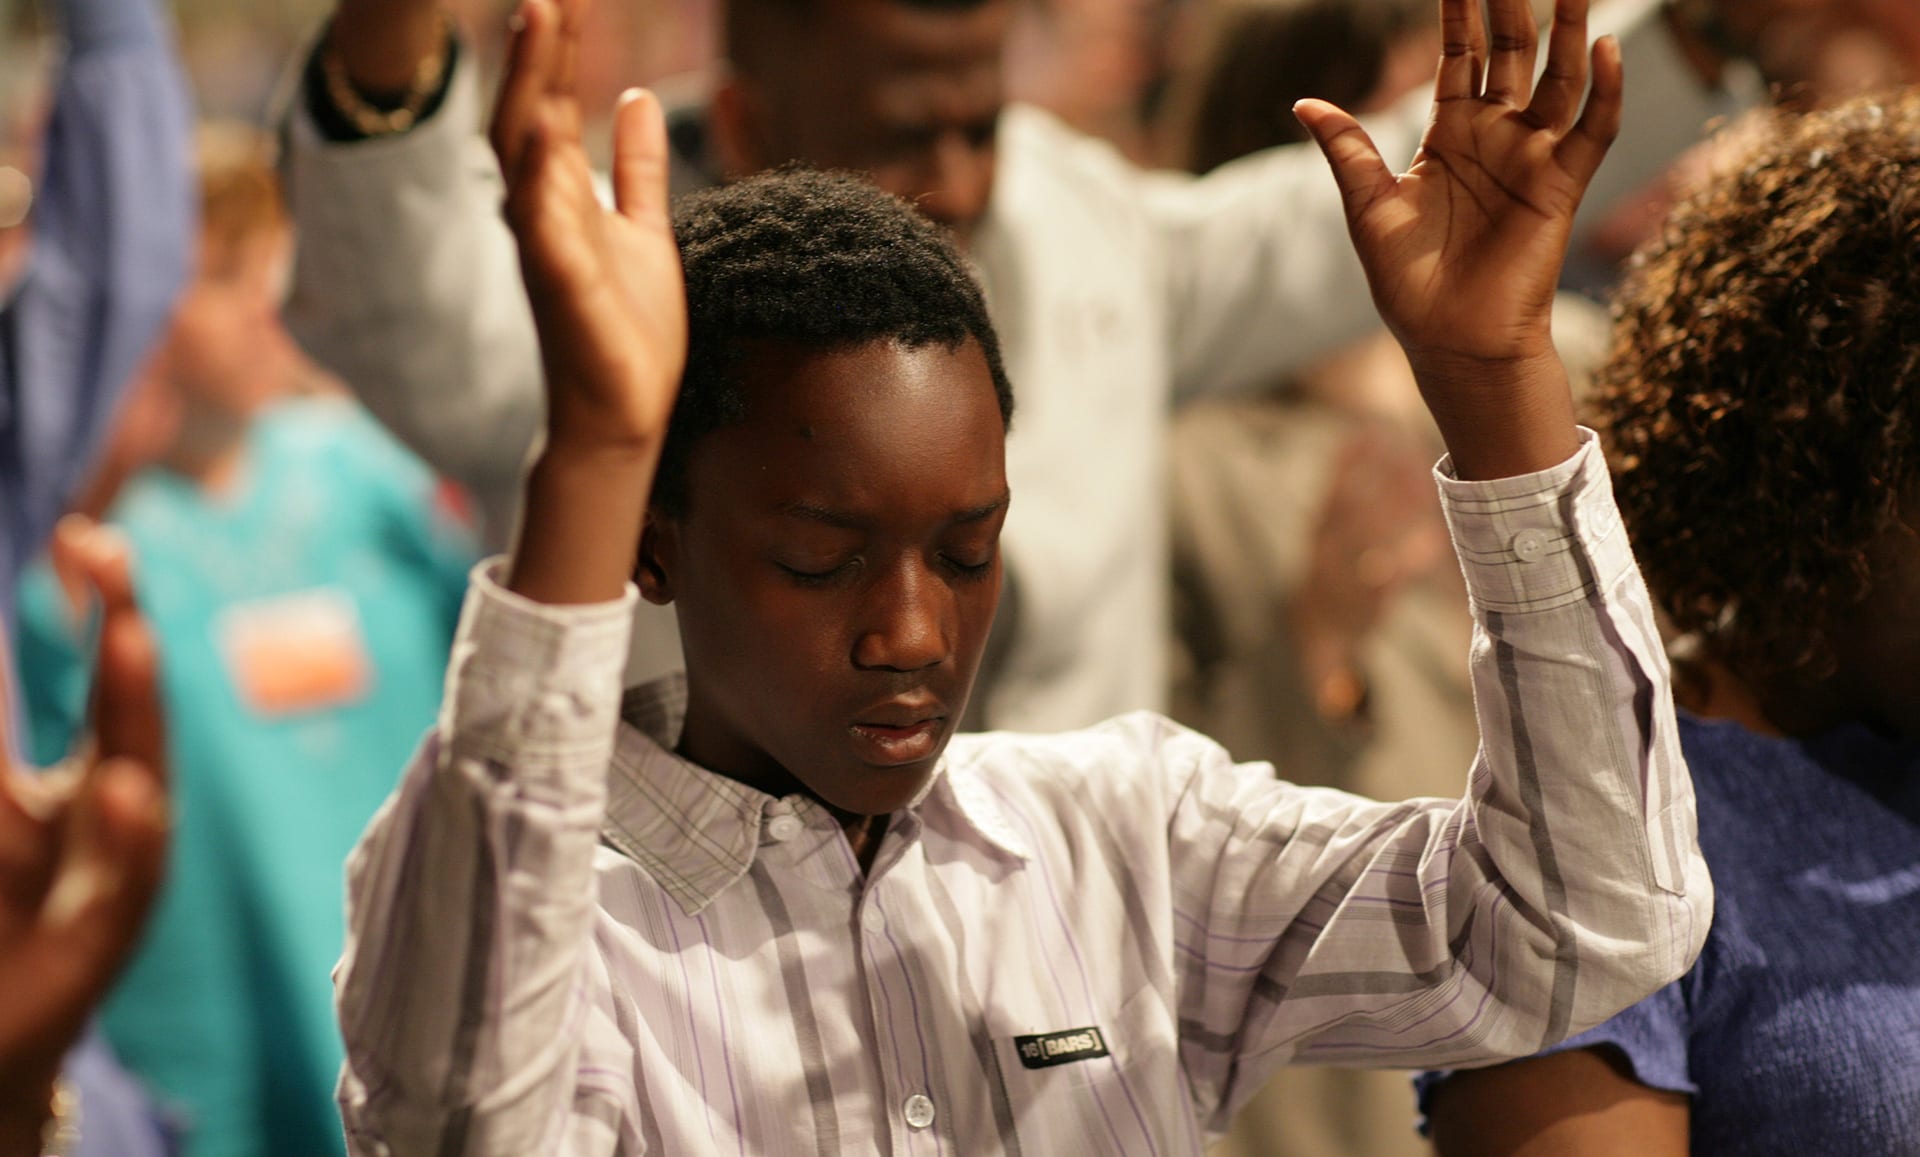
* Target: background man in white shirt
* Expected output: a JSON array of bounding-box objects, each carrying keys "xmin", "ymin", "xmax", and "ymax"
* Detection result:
[{"xmin": 283, "ymin": 0, "xmax": 1740, "ymax": 732}]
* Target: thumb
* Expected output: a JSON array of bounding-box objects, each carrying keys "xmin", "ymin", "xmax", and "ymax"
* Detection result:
[
  {"xmin": 1294, "ymin": 99, "xmax": 1397, "ymax": 230},
  {"xmin": 611, "ymin": 88, "xmax": 671, "ymax": 227}
]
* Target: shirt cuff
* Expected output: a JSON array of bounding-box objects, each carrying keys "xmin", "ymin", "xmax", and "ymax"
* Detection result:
[
  {"xmin": 1433, "ymin": 429, "xmax": 1633, "ymax": 614},
  {"xmin": 442, "ymin": 558, "xmax": 638, "ymax": 783}
]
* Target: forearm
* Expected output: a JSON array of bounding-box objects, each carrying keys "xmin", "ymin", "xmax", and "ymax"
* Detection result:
[
  {"xmin": 338, "ymin": 564, "xmax": 633, "ymax": 1154},
  {"xmin": 283, "ymin": 52, "xmax": 546, "ymax": 548},
  {"xmin": 508, "ymin": 443, "xmax": 656, "ymax": 605}
]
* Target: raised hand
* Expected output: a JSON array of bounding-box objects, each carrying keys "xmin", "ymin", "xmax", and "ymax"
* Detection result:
[
  {"xmin": 1296, "ymin": 0, "xmax": 1622, "ymax": 479},
  {"xmin": 492, "ymin": 0, "xmax": 688, "ymax": 604},
  {"xmin": 0, "ymin": 519, "xmax": 168, "ymax": 1154},
  {"xmin": 492, "ymin": 0, "xmax": 686, "ymax": 454}
]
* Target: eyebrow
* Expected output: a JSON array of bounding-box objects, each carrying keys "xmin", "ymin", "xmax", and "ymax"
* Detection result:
[{"xmin": 778, "ymin": 493, "xmax": 1010, "ymax": 530}]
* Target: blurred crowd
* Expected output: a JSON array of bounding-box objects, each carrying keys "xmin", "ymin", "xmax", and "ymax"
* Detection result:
[{"xmin": 2, "ymin": 0, "xmax": 1919, "ymax": 1153}]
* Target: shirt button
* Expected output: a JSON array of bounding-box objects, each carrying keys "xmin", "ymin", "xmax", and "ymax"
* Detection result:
[
  {"xmin": 766, "ymin": 814, "xmax": 803, "ymax": 842},
  {"xmin": 903, "ymin": 1093, "xmax": 935, "ymax": 1130},
  {"xmin": 1510, "ymin": 528, "xmax": 1550, "ymax": 563},
  {"xmin": 861, "ymin": 906, "xmax": 886, "ymax": 933}
]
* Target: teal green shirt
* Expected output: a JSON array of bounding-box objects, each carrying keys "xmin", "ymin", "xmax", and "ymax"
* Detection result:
[{"xmin": 17, "ymin": 397, "xmax": 474, "ymax": 1156}]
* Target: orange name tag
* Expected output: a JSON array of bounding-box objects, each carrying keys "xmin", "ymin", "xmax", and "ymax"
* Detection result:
[{"xmin": 217, "ymin": 589, "xmax": 371, "ymax": 717}]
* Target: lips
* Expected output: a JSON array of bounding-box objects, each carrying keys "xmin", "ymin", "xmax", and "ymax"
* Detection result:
[{"xmin": 849, "ymin": 697, "xmax": 948, "ymax": 766}]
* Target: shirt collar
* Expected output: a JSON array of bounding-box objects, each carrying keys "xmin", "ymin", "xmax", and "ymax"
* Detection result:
[{"xmin": 601, "ymin": 676, "xmax": 1030, "ymax": 916}]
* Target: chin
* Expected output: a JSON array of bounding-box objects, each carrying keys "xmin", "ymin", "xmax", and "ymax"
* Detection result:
[{"xmin": 820, "ymin": 759, "xmax": 944, "ymax": 819}]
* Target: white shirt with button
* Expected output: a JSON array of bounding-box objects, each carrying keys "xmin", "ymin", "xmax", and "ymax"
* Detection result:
[{"xmin": 334, "ymin": 434, "xmax": 1712, "ymax": 1155}]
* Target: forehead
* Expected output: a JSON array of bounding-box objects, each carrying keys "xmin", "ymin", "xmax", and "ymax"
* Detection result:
[
  {"xmin": 800, "ymin": 0, "xmax": 1008, "ymax": 122},
  {"xmin": 686, "ymin": 339, "xmax": 1007, "ymax": 519}
]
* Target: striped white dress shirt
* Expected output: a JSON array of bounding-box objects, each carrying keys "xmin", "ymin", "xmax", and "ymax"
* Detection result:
[{"xmin": 335, "ymin": 433, "xmax": 1711, "ymax": 1155}]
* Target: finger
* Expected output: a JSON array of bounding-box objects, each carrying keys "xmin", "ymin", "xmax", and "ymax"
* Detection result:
[
  {"xmin": 1295, "ymin": 100, "xmax": 1400, "ymax": 228},
  {"xmin": 1436, "ymin": 0, "xmax": 1487, "ymax": 102},
  {"xmin": 489, "ymin": 0, "xmax": 561, "ymax": 187},
  {"xmin": 1556, "ymin": 36, "xmax": 1623, "ymax": 187},
  {"xmin": 91, "ymin": 578, "xmax": 164, "ymax": 780},
  {"xmin": 0, "ymin": 758, "xmax": 166, "ymax": 1070},
  {"xmin": 1524, "ymin": 0, "xmax": 1591, "ymax": 131},
  {"xmin": 58, "ymin": 523, "xmax": 164, "ymax": 777},
  {"xmin": 552, "ymin": 0, "xmax": 586, "ymax": 98},
  {"xmin": 1484, "ymin": 0, "xmax": 1540, "ymax": 104},
  {"xmin": 612, "ymin": 88, "xmax": 672, "ymax": 226}
]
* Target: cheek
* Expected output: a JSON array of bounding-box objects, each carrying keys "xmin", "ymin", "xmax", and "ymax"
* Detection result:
[{"xmin": 678, "ymin": 546, "xmax": 852, "ymax": 681}]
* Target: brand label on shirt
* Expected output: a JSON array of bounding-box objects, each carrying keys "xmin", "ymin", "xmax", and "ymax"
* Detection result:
[{"xmin": 1013, "ymin": 1026, "xmax": 1110, "ymax": 1069}]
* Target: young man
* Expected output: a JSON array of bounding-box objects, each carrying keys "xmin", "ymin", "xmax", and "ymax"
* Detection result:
[{"xmin": 335, "ymin": 0, "xmax": 1710, "ymax": 1150}]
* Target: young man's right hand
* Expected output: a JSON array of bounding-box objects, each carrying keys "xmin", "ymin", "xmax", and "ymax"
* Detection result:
[{"xmin": 492, "ymin": 0, "xmax": 687, "ymax": 605}]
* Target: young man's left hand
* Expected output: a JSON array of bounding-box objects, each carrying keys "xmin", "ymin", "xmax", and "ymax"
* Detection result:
[{"xmin": 1297, "ymin": 0, "xmax": 1621, "ymax": 479}]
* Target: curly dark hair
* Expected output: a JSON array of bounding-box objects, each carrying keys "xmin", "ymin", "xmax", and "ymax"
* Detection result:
[
  {"xmin": 1596, "ymin": 90, "xmax": 1920, "ymax": 683},
  {"xmin": 655, "ymin": 167, "xmax": 1014, "ymax": 515}
]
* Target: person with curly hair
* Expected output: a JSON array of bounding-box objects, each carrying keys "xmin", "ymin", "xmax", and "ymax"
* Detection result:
[{"xmin": 1417, "ymin": 89, "xmax": 1920, "ymax": 1156}]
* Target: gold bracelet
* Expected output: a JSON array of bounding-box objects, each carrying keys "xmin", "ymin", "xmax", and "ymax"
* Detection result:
[
  {"xmin": 39, "ymin": 1079, "xmax": 79, "ymax": 1157},
  {"xmin": 321, "ymin": 15, "xmax": 452, "ymax": 137}
]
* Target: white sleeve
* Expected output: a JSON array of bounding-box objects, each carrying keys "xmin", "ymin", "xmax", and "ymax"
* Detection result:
[
  {"xmin": 282, "ymin": 50, "xmax": 542, "ymax": 551},
  {"xmin": 337, "ymin": 561, "xmax": 634, "ymax": 1156}
]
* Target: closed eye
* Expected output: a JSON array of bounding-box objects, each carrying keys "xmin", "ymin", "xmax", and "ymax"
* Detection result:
[
  {"xmin": 941, "ymin": 552, "xmax": 995, "ymax": 581},
  {"xmin": 777, "ymin": 559, "xmax": 859, "ymax": 587}
]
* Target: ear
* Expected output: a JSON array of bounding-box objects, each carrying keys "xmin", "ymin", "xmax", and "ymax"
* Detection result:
[
  {"xmin": 635, "ymin": 510, "xmax": 678, "ymax": 606},
  {"xmin": 710, "ymin": 73, "xmax": 769, "ymax": 182}
]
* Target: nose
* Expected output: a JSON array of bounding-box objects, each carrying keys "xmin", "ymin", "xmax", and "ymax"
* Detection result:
[
  {"xmin": 912, "ymin": 132, "xmax": 995, "ymax": 242},
  {"xmin": 853, "ymin": 558, "xmax": 952, "ymax": 673}
]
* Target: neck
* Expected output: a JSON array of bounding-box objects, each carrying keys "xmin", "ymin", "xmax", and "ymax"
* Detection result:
[
  {"xmin": 676, "ymin": 688, "xmax": 892, "ymax": 874},
  {"xmin": 1683, "ymin": 653, "xmax": 1903, "ymax": 740}
]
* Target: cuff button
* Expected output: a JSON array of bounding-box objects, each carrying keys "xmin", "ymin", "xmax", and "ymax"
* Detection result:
[{"xmin": 1510, "ymin": 528, "xmax": 1550, "ymax": 563}]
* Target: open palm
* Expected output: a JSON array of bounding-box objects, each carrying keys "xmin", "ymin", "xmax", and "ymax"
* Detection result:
[
  {"xmin": 491, "ymin": 0, "xmax": 687, "ymax": 451},
  {"xmin": 1298, "ymin": 0, "xmax": 1622, "ymax": 366}
]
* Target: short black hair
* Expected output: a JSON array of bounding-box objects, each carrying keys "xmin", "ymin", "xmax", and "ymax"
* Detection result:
[
  {"xmin": 1596, "ymin": 90, "xmax": 1920, "ymax": 683},
  {"xmin": 654, "ymin": 167, "xmax": 1014, "ymax": 516}
]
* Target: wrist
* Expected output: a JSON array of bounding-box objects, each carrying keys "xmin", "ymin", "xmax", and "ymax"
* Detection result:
[
  {"xmin": 0, "ymin": 1074, "xmax": 58, "ymax": 1157},
  {"xmin": 1403, "ymin": 348, "xmax": 1580, "ymax": 481},
  {"xmin": 328, "ymin": 3, "xmax": 449, "ymax": 95},
  {"xmin": 508, "ymin": 443, "xmax": 658, "ymax": 606}
]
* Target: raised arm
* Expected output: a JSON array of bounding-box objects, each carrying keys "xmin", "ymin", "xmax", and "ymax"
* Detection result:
[
  {"xmin": 1, "ymin": 0, "xmax": 193, "ymax": 587},
  {"xmin": 1150, "ymin": 0, "xmax": 1748, "ymax": 401},
  {"xmin": 282, "ymin": 0, "xmax": 548, "ymax": 549},
  {"xmin": 1175, "ymin": 0, "xmax": 1709, "ymax": 1117},
  {"xmin": 334, "ymin": 0, "xmax": 685, "ymax": 1150}
]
